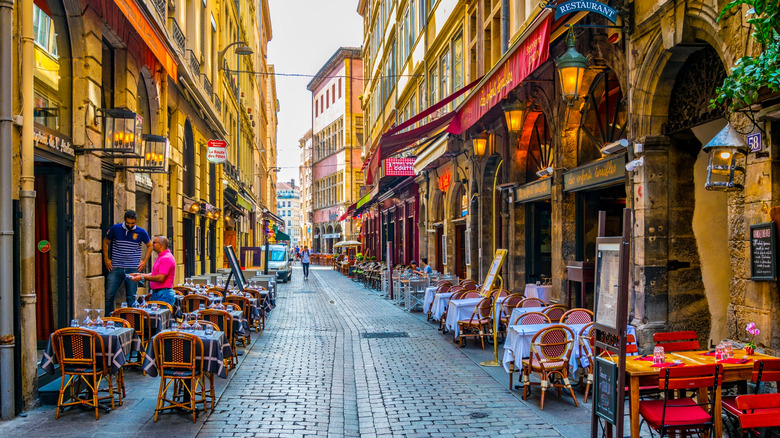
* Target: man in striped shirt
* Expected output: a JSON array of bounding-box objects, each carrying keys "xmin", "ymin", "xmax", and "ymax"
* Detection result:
[{"xmin": 103, "ymin": 210, "xmax": 152, "ymax": 313}]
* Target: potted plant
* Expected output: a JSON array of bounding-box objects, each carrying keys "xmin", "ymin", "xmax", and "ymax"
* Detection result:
[{"xmin": 745, "ymin": 321, "xmax": 760, "ymax": 355}]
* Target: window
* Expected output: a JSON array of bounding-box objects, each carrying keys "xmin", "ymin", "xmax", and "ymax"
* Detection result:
[
  {"xmin": 453, "ymin": 33, "xmax": 463, "ymax": 94},
  {"xmin": 338, "ymin": 78, "xmax": 342, "ymax": 98},
  {"xmin": 428, "ymin": 63, "xmax": 438, "ymax": 107},
  {"xmin": 288, "ymin": 221, "xmax": 291, "ymax": 227},
  {"xmin": 315, "ymin": 100, "xmax": 318, "ymax": 117},
  {"xmin": 332, "ymin": 84, "xmax": 336, "ymax": 103},
  {"xmin": 326, "ymin": 90, "xmax": 329, "ymax": 108},
  {"xmin": 440, "ymin": 51, "xmax": 450, "ymax": 100}
]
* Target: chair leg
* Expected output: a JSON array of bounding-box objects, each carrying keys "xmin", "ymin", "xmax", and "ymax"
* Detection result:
[
  {"xmin": 565, "ymin": 375, "xmax": 579, "ymax": 407},
  {"xmin": 155, "ymin": 377, "xmax": 166, "ymax": 422},
  {"xmin": 93, "ymin": 375, "xmax": 100, "ymax": 420},
  {"xmin": 540, "ymin": 375, "xmax": 547, "ymax": 411},
  {"xmin": 56, "ymin": 374, "xmax": 70, "ymax": 419},
  {"xmin": 584, "ymin": 370, "xmax": 593, "ymax": 403},
  {"xmin": 190, "ymin": 378, "xmax": 196, "ymax": 423}
]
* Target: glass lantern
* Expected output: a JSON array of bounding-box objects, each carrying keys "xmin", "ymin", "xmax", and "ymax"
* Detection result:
[
  {"xmin": 555, "ymin": 29, "xmax": 589, "ymax": 108},
  {"xmin": 102, "ymin": 109, "xmax": 143, "ymax": 157},
  {"xmin": 703, "ymin": 124, "xmax": 749, "ymax": 191},
  {"xmin": 141, "ymin": 135, "xmax": 170, "ymax": 172}
]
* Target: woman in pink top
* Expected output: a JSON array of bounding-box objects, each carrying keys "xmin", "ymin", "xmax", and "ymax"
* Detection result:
[{"xmin": 129, "ymin": 236, "xmax": 177, "ymax": 306}]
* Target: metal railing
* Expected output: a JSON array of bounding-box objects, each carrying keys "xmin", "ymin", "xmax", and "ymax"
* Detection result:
[
  {"xmin": 202, "ymin": 74, "xmax": 213, "ymax": 99},
  {"xmin": 170, "ymin": 18, "xmax": 185, "ymax": 54},
  {"xmin": 152, "ymin": 0, "xmax": 166, "ymax": 20},
  {"xmin": 187, "ymin": 49, "xmax": 201, "ymax": 75},
  {"xmin": 215, "ymin": 96, "xmax": 222, "ymax": 114}
]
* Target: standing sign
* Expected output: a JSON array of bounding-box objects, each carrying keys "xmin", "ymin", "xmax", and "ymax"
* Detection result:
[
  {"xmin": 223, "ymin": 245, "xmax": 248, "ymax": 291},
  {"xmin": 594, "ymin": 357, "xmax": 618, "ymax": 424},
  {"xmin": 207, "ymin": 139, "xmax": 228, "ymax": 164},
  {"xmin": 442, "ymin": 234, "xmax": 447, "ymax": 265},
  {"xmin": 750, "ymin": 222, "xmax": 776, "ymax": 280},
  {"xmin": 480, "ymin": 249, "xmax": 508, "ymax": 295},
  {"xmin": 594, "ymin": 242, "xmax": 621, "ymax": 329}
]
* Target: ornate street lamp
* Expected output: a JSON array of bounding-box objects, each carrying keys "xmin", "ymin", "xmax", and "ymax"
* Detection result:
[
  {"xmin": 117, "ymin": 135, "xmax": 170, "ymax": 172},
  {"xmin": 502, "ymin": 100, "xmax": 526, "ymax": 135},
  {"xmin": 555, "ymin": 29, "xmax": 589, "ymax": 108},
  {"xmin": 94, "ymin": 109, "xmax": 143, "ymax": 157},
  {"xmin": 703, "ymin": 123, "xmax": 749, "ymax": 191},
  {"xmin": 471, "ymin": 131, "xmax": 489, "ymax": 157}
]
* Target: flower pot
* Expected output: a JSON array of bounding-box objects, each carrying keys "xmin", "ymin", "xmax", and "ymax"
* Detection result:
[{"xmin": 746, "ymin": 345, "xmax": 754, "ymax": 355}]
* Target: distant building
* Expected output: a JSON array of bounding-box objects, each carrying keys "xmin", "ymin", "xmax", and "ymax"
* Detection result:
[
  {"xmin": 276, "ymin": 180, "xmax": 301, "ymax": 246},
  {"xmin": 299, "ymin": 130, "xmax": 313, "ymax": 248}
]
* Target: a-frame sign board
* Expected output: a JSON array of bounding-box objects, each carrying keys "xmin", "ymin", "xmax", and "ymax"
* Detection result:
[{"xmin": 590, "ymin": 209, "xmax": 632, "ymax": 438}]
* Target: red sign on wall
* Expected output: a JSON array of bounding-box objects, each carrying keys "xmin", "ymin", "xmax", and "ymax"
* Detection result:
[
  {"xmin": 207, "ymin": 139, "xmax": 228, "ymax": 164},
  {"xmin": 438, "ymin": 171, "xmax": 452, "ymax": 192},
  {"xmin": 384, "ymin": 157, "xmax": 416, "ymax": 176}
]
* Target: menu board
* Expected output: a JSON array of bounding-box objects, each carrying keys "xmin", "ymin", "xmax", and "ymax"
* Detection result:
[
  {"xmin": 223, "ymin": 245, "xmax": 248, "ymax": 291},
  {"xmin": 750, "ymin": 222, "xmax": 776, "ymax": 281},
  {"xmin": 594, "ymin": 242, "xmax": 621, "ymax": 329},
  {"xmin": 480, "ymin": 249, "xmax": 508, "ymax": 295},
  {"xmin": 594, "ymin": 357, "xmax": 618, "ymax": 424},
  {"xmin": 442, "ymin": 234, "xmax": 447, "ymax": 265}
]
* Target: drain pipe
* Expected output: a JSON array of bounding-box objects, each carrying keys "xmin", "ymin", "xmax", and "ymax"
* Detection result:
[
  {"xmin": 0, "ymin": 0, "xmax": 15, "ymax": 419},
  {"xmin": 502, "ymin": 0, "xmax": 510, "ymax": 53},
  {"xmin": 19, "ymin": 0, "xmax": 38, "ymax": 410}
]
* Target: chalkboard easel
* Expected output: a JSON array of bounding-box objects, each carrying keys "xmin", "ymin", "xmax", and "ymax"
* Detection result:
[
  {"xmin": 223, "ymin": 245, "xmax": 248, "ymax": 291},
  {"xmin": 750, "ymin": 222, "xmax": 776, "ymax": 281}
]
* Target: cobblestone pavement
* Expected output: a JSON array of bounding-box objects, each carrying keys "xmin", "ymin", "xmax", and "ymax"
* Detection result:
[{"xmin": 199, "ymin": 266, "xmax": 563, "ymax": 438}]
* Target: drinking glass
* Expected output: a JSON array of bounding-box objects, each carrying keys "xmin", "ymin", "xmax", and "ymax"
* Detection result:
[
  {"xmin": 653, "ymin": 346, "xmax": 665, "ymax": 365},
  {"xmin": 105, "ymin": 320, "xmax": 114, "ymax": 330},
  {"xmin": 171, "ymin": 322, "xmax": 179, "ymax": 331},
  {"xmin": 151, "ymin": 303, "xmax": 158, "ymax": 311},
  {"xmin": 199, "ymin": 303, "xmax": 206, "ymax": 312},
  {"xmin": 226, "ymin": 305, "xmax": 234, "ymax": 312},
  {"xmin": 180, "ymin": 320, "xmax": 190, "ymax": 331},
  {"xmin": 83, "ymin": 309, "xmax": 92, "ymax": 327},
  {"xmin": 208, "ymin": 293, "xmax": 214, "ymax": 301},
  {"xmin": 715, "ymin": 343, "xmax": 724, "ymax": 360},
  {"xmin": 204, "ymin": 324, "xmax": 214, "ymax": 336},
  {"xmin": 120, "ymin": 301, "xmax": 127, "ymax": 309},
  {"xmin": 724, "ymin": 341, "xmax": 733, "ymax": 359},
  {"xmin": 192, "ymin": 321, "xmax": 202, "ymax": 331},
  {"xmin": 94, "ymin": 309, "xmax": 103, "ymax": 326},
  {"xmin": 70, "ymin": 319, "xmax": 79, "ymax": 327}
]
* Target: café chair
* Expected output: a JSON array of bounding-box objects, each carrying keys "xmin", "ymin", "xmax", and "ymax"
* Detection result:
[
  {"xmin": 225, "ymin": 295, "xmax": 252, "ymax": 346},
  {"xmin": 455, "ymin": 296, "xmax": 494, "ymax": 349},
  {"xmin": 438, "ymin": 289, "xmax": 467, "ymax": 333},
  {"xmin": 193, "ymin": 320, "xmax": 219, "ymax": 330},
  {"xmin": 182, "ymin": 294, "xmax": 210, "ymax": 314},
  {"xmin": 206, "ymin": 287, "xmax": 225, "ymax": 298},
  {"xmin": 522, "ymin": 324, "xmax": 578, "ymax": 410},
  {"xmin": 507, "ymin": 312, "xmax": 552, "ymax": 389},
  {"xmin": 498, "ymin": 294, "xmax": 526, "ymax": 337},
  {"xmin": 51, "ymin": 328, "xmax": 112, "ymax": 420},
  {"xmin": 152, "ymin": 331, "xmax": 206, "ymax": 423},
  {"xmin": 101, "ymin": 317, "xmax": 130, "ymax": 398},
  {"xmin": 462, "ymin": 282, "xmax": 478, "ymax": 291},
  {"xmin": 519, "ymin": 297, "xmax": 546, "ymax": 308},
  {"xmin": 103, "ymin": 317, "xmax": 131, "ymax": 329},
  {"xmin": 638, "ymin": 364, "xmax": 722, "ymax": 437},
  {"xmin": 199, "ymin": 309, "xmax": 237, "ymax": 370},
  {"xmin": 723, "ymin": 359, "xmax": 780, "ymax": 423},
  {"xmin": 543, "ymin": 305, "xmax": 568, "ymax": 323},
  {"xmin": 652, "ymin": 330, "xmax": 700, "ymax": 352},
  {"xmin": 463, "ymin": 291, "xmax": 481, "ymax": 299},
  {"xmin": 734, "ymin": 393, "xmax": 780, "ymax": 436},
  {"xmin": 244, "ymin": 289, "xmax": 266, "ymax": 331},
  {"xmin": 113, "ymin": 308, "xmax": 151, "ymax": 373},
  {"xmin": 561, "ymin": 308, "xmax": 594, "ymax": 325},
  {"xmin": 578, "ymin": 323, "xmax": 596, "ymax": 402},
  {"xmin": 147, "ymin": 300, "xmax": 174, "ymax": 314},
  {"xmin": 173, "ymin": 286, "xmax": 193, "ymax": 296}
]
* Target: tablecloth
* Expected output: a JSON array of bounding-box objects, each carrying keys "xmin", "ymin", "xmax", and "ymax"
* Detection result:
[
  {"xmin": 524, "ymin": 284, "xmax": 553, "ymax": 303},
  {"xmin": 431, "ymin": 292, "xmax": 455, "ymax": 321},
  {"xmin": 508, "ymin": 307, "xmax": 548, "ymax": 325},
  {"xmin": 142, "ymin": 330, "xmax": 233, "ymax": 379},
  {"xmin": 40, "ymin": 327, "xmax": 141, "ymax": 375},
  {"xmin": 145, "ymin": 308, "xmax": 171, "ymax": 335},
  {"xmin": 445, "ymin": 296, "xmax": 508, "ymax": 338},
  {"xmin": 423, "ymin": 286, "xmax": 438, "ymax": 315}
]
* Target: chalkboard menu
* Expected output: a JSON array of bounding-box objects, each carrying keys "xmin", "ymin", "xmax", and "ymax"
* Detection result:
[
  {"xmin": 750, "ymin": 222, "xmax": 776, "ymax": 281},
  {"xmin": 594, "ymin": 356, "xmax": 618, "ymax": 424},
  {"xmin": 223, "ymin": 245, "xmax": 248, "ymax": 291}
]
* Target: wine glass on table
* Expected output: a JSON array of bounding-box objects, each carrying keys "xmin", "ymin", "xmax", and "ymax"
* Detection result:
[
  {"xmin": 83, "ymin": 309, "xmax": 92, "ymax": 327},
  {"xmin": 94, "ymin": 309, "xmax": 103, "ymax": 326}
]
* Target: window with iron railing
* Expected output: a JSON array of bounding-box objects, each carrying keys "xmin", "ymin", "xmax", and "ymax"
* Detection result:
[
  {"xmin": 170, "ymin": 18, "xmax": 185, "ymax": 54},
  {"xmin": 187, "ymin": 49, "xmax": 201, "ymax": 74}
]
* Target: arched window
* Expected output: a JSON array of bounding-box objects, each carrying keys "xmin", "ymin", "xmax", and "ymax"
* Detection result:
[
  {"xmin": 137, "ymin": 77, "xmax": 152, "ymax": 135},
  {"xmin": 525, "ymin": 113, "xmax": 552, "ymax": 182},
  {"xmin": 578, "ymin": 70, "xmax": 627, "ymax": 164},
  {"xmin": 33, "ymin": 0, "xmax": 72, "ymax": 136}
]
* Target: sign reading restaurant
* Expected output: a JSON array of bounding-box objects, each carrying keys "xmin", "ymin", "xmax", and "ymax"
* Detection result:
[
  {"xmin": 553, "ymin": 0, "xmax": 618, "ymax": 23},
  {"xmin": 563, "ymin": 154, "xmax": 626, "ymax": 192},
  {"xmin": 34, "ymin": 125, "xmax": 75, "ymax": 158},
  {"xmin": 384, "ymin": 157, "xmax": 416, "ymax": 176}
]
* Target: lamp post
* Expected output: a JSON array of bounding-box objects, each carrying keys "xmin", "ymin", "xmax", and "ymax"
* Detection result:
[
  {"xmin": 703, "ymin": 123, "xmax": 749, "ymax": 191},
  {"xmin": 555, "ymin": 29, "xmax": 589, "ymax": 108}
]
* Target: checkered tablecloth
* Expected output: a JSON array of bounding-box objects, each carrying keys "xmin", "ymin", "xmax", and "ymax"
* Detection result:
[
  {"xmin": 40, "ymin": 327, "xmax": 141, "ymax": 375},
  {"xmin": 142, "ymin": 330, "xmax": 233, "ymax": 379},
  {"xmin": 146, "ymin": 308, "xmax": 171, "ymax": 335}
]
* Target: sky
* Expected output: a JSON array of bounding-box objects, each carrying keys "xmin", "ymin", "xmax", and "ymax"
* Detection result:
[{"xmin": 267, "ymin": 0, "xmax": 364, "ymax": 187}]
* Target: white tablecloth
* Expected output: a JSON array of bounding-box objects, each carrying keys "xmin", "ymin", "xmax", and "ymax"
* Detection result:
[
  {"xmin": 431, "ymin": 292, "xmax": 455, "ymax": 321},
  {"xmin": 508, "ymin": 307, "xmax": 548, "ymax": 325},
  {"xmin": 524, "ymin": 284, "xmax": 553, "ymax": 303},
  {"xmin": 502, "ymin": 323, "xmax": 637, "ymax": 376},
  {"xmin": 445, "ymin": 296, "xmax": 508, "ymax": 338},
  {"xmin": 423, "ymin": 286, "xmax": 438, "ymax": 314}
]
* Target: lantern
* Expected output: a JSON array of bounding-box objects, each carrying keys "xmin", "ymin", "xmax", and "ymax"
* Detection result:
[
  {"xmin": 101, "ymin": 109, "xmax": 143, "ymax": 157},
  {"xmin": 472, "ymin": 131, "xmax": 489, "ymax": 157},
  {"xmin": 703, "ymin": 124, "xmax": 749, "ymax": 191},
  {"xmin": 555, "ymin": 29, "xmax": 589, "ymax": 108},
  {"xmin": 140, "ymin": 135, "xmax": 170, "ymax": 172},
  {"xmin": 502, "ymin": 100, "xmax": 526, "ymax": 135}
]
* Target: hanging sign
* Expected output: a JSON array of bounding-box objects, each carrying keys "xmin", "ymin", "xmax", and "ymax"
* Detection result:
[
  {"xmin": 38, "ymin": 240, "xmax": 51, "ymax": 253},
  {"xmin": 384, "ymin": 157, "xmax": 416, "ymax": 176},
  {"xmin": 750, "ymin": 222, "xmax": 776, "ymax": 281},
  {"xmin": 514, "ymin": 178, "xmax": 552, "ymax": 203},
  {"xmin": 438, "ymin": 171, "xmax": 452, "ymax": 192},
  {"xmin": 553, "ymin": 0, "xmax": 618, "ymax": 23},
  {"xmin": 207, "ymin": 139, "xmax": 228, "ymax": 164}
]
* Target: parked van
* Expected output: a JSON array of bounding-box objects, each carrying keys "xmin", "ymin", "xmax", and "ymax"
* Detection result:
[{"xmin": 266, "ymin": 244, "xmax": 293, "ymax": 283}]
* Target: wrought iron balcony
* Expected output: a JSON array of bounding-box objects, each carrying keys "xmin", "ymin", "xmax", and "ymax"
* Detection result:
[
  {"xmin": 215, "ymin": 96, "xmax": 222, "ymax": 114},
  {"xmin": 202, "ymin": 74, "xmax": 213, "ymax": 98},
  {"xmin": 170, "ymin": 18, "xmax": 185, "ymax": 54},
  {"xmin": 187, "ymin": 49, "xmax": 201, "ymax": 75},
  {"xmin": 152, "ymin": 0, "xmax": 166, "ymax": 20}
]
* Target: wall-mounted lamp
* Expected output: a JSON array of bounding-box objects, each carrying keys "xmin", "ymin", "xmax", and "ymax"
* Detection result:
[
  {"xmin": 502, "ymin": 100, "xmax": 526, "ymax": 135},
  {"xmin": 555, "ymin": 29, "xmax": 589, "ymax": 108},
  {"xmin": 703, "ymin": 123, "xmax": 748, "ymax": 191},
  {"xmin": 471, "ymin": 131, "xmax": 489, "ymax": 157},
  {"xmin": 118, "ymin": 135, "xmax": 170, "ymax": 172},
  {"xmin": 601, "ymin": 138, "xmax": 629, "ymax": 155},
  {"xmin": 78, "ymin": 109, "xmax": 143, "ymax": 157},
  {"xmin": 183, "ymin": 197, "xmax": 200, "ymax": 214},
  {"xmin": 536, "ymin": 166, "xmax": 554, "ymax": 178}
]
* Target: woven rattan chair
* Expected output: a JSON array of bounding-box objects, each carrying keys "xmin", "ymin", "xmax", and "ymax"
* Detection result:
[
  {"xmin": 522, "ymin": 324, "xmax": 578, "ymax": 410},
  {"xmin": 543, "ymin": 305, "xmax": 568, "ymax": 323},
  {"xmin": 51, "ymin": 328, "xmax": 112, "ymax": 419},
  {"xmin": 519, "ymin": 297, "xmax": 546, "ymax": 308},
  {"xmin": 112, "ymin": 308, "xmax": 151, "ymax": 373},
  {"xmin": 455, "ymin": 296, "xmax": 494, "ymax": 349},
  {"xmin": 173, "ymin": 286, "xmax": 193, "ymax": 296},
  {"xmin": 146, "ymin": 300, "xmax": 174, "ymax": 314},
  {"xmin": 206, "ymin": 287, "xmax": 225, "ymax": 298},
  {"xmin": 507, "ymin": 312, "xmax": 551, "ymax": 389},
  {"xmin": 152, "ymin": 331, "xmax": 205, "ymax": 422},
  {"xmin": 561, "ymin": 308, "xmax": 593, "ymax": 325},
  {"xmin": 182, "ymin": 294, "xmax": 210, "ymax": 314},
  {"xmin": 225, "ymin": 295, "xmax": 252, "ymax": 346},
  {"xmin": 199, "ymin": 309, "xmax": 237, "ymax": 370},
  {"xmin": 244, "ymin": 289, "xmax": 265, "ymax": 331}
]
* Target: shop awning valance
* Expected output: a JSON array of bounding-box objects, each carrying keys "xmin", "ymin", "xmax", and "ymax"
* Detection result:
[
  {"xmin": 274, "ymin": 229, "xmax": 291, "ymax": 242},
  {"xmin": 338, "ymin": 204, "xmax": 357, "ymax": 222},
  {"xmin": 113, "ymin": 0, "xmax": 177, "ymax": 80}
]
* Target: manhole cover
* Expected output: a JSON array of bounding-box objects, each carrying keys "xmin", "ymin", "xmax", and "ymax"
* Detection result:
[
  {"xmin": 360, "ymin": 332, "xmax": 409, "ymax": 339},
  {"xmin": 469, "ymin": 412, "xmax": 489, "ymax": 419}
]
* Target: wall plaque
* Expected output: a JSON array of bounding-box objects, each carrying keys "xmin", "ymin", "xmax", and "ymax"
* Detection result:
[{"xmin": 750, "ymin": 222, "xmax": 776, "ymax": 281}]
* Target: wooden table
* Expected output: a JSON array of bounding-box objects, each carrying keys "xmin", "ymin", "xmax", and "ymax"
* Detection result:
[{"xmin": 612, "ymin": 349, "xmax": 777, "ymax": 437}]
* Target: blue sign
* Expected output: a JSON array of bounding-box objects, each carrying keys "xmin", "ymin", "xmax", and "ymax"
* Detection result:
[
  {"xmin": 748, "ymin": 132, "xmax": 763, "ymax": 153},
  {"xmin": 554, "ymin": 0, "xmax": 618, "ymax": 24}
]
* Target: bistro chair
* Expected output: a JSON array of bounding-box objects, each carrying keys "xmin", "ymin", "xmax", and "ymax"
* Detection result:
[
  {"xmin": 225, "ymin": 295, "xmax": 252, "ymax": 346},
  {"xmin": 463, "ymin": 291, "xmax": 481, "ymax": 299},
  {"xmin": 498, "ymin": 294, "xmax": 526, "ymax": 337},
  {"xmin": 522, "ymin": 324, "xmax": 578, "ymax": 410},
  {"xmin": 519, "ymin": 297, "xmax": 546, "ymax": 308},
  {"xmin": 199, "ymin": 309, "xmax": 237, "ymax": 370},
  {"xmin": 652, "ymin": 330, "xmax": 700, "ymax": 352},
  {"xmin": 561, "ymin": 308, "xmax": 594, "ymax": 325},
  {"xmin": 173, "ymin": 286, "xmax": 193, "ymax": 296},
  {"xmin": 638, "ymin": 364, "xmax": 722, "ymax": 437},
  {"xmin": 193, "ymin": 320, "xmax": 219, "ymax": 330},
  {"xmin": 152, "ymin": 331, "xmax": 206, "ymax": 423},
  {"xmin": 206, "ymin": 287, "xmax": 225, "ymax": 298},
  {"xmin": 723, "ymin": 359, "xmax": 780, "ymax": 424},
  {"xmin": 51, "ymin": 328, "xmax": 112, "ymax": 420},
  {"xmin": 543, "ymin": 305, "xmax": 568, "ymax": 323},
  {"xmin": 462, "ymin": 282, "xmax": 478, "ymax": 291},
  {"xmin": 456, "ymin": 296, "xmax": 494, "ymax": 349},
  {"xmin": 734, "ymin": 393, "xmax": 780, "ymax": 436},
  {"xmin": 244, "ymin": 289, "xmax": 266, "ymax": 331},
  {"xmin": 578, "ymin": 323, "xmax": 596, "ymax": 403},
  {"xmin": 182, "ymin": 294, "xmax": 210, "ymax": 315},
  {"xmin": 112, "ymin": 308, "xmax": 151, "ymax": 373},
  {"xmin": 101, "ymin": 317, "xmax": 130, "ymax": 398},
  {"xmin": 439, "ymin": 289, "xmax": 468, "ymax": 333},
  {"xmin": 103, "ymin": 316, "xmax": 131, "ymax": 329},
  {"xmin": 490, "ymin": 289, "xmax": 510, "ymax": 299},
  {"xmin": 147, "ymin": 300, "xmax": 174, "ymax": 314},
  {"xmin": 507, "ymin": 312, "xmax": 553, "ymax": 389}
]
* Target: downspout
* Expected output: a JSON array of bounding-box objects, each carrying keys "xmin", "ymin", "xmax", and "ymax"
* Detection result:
[
  {"xmin": 0, "ymin": 0, "xmax": 15, "ymax": 419},
  {"xmin": 502, "ymin": 0, "xmax": 509, "ymax": 53},
  {"xmin": 19, "ymin": 0, "xmax": 38, "ymax": 410}
]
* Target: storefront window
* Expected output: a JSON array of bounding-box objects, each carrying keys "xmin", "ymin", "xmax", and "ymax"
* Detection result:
[
  {"xmin": 33, "ymin": 0, "xmax": 71, "ymax": 135},
  {"xmin": 578, "ymin": 70, "xmax": 626, "ymax": 164},
  {"xmin": 525, "ymin": 113, "xmax": 552, "ymax": 181}
]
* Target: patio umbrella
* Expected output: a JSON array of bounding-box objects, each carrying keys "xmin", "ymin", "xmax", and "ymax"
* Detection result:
[{"xmin": 333, "ymin": 240, "xmax": 362, "ymax": 248}]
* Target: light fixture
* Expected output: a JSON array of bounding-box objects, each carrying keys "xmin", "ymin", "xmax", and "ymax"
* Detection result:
[
  {"xmin": 625, "ymin": 156, "xmax": 645, "ymax": 172},
  {"xmin": 555, "ymin": 28, "xmax": 589, "ymax": 108},
  {"xmin": 183, "ymin": 197, "xmax": 200, "ymax": 214},
  {"xmin": 472, "ymin": 131, "xmax": 489, "ymax": 157},
  {"xmin": 84, "ymin": 109, "xmax": 143, "ymax": 157},
  {"xmin": 536, "ymin": 166, "xmax": 554, "ymax": 178},
  {"xmin": 600, "ymin": 138, "xmax": 630, "ymax": 155},
  {"xmin": 502, "ymin": 100, "xmax": 526, "ymax": 135},
  {"xmin": 703, "ymin": 123, "xmax": 749, "ymax": 191}
]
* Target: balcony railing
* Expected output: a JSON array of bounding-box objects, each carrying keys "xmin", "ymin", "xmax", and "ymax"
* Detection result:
[
  {"xmin": 152, "ymin": 0, "xmax": 166, "ymax": 20},
  {"xmin": 187, "ymin": 49, "xmax": 201, "ymax": 75},
  {"xmin": 170, "ymin": 18, "xmax": 185, "ymax": 54},
  {"xmin": 202, "ymin": 74, "xmax": 213, "ymax": 99},
  {"xmin": 215, "ymin": 96, "xmax": 222, "ymax": 114}
]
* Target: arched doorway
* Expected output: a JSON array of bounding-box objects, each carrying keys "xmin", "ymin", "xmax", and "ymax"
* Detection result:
[
  {"xmin": 183, "ymin": 119, "xmax": 196, "ymax": 277},
  {"xmin": 451, "ymin": 183, "xmax": 468, "ymax": 279}
]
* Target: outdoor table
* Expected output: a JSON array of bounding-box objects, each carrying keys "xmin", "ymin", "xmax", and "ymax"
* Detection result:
[
  {"xmin": 423, "ymin": 286, "xmax": 438, "ymax": 315},
  {"xmin": 524, "ymin": 284, "xmax": 552, "ymax": 303},
  {"xmin": 444, "ymin": 296, "xmax": 508, "ymax": 338},
  {"xmin": 190, "ymin": 309, "xmax": 248, "ymax": 336},
  {"xmin": 608, "ymin": 348, "xmax": 778, "ymax": 437},
  {"xmin": 144, "ymin": 307, "xmax": 171, "ymax": 335},
  {"xmin": 142, "ymin": 330, "xmax": 233, "ymax": 379},
  {"xmin": 431, "ymin": 292, "xmax": 456, "ymax": 321},
  {"xmin": 508, "ymin": 307, "xmax": 548, "ymax": 325},
  {"xmin": 40, "ymin": 327, "xmax": 141, "ymax": 375}
]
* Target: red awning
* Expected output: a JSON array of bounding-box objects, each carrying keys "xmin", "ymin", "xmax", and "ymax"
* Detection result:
[{"xmin": 338, "ymin": 203, "xmax": 357, "ymax": 222}]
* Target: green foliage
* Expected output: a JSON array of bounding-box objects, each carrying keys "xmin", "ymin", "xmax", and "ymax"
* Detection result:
[{"xmin": 712, "ymin": 0, "xmax": 780, "ymax": 109}]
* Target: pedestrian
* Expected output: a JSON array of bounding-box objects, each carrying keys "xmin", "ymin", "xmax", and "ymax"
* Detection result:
[
  {"xmin": 420, "ymin": 257, "xmax": 433, "ymax": 274},
  {"xmin": 409, "ymin": 260, "xmax": 423, "ymax": 275},
  {"xmin": 301, "ymin": 245, "xmax": 311, "ymax": 280},
  {"xmin": 103, "ymin": 210, "xmax": 152, "ymax": 314},
  {"xmin": 128, "ymin": 236, "xmax": 176, "ymax": 307}
]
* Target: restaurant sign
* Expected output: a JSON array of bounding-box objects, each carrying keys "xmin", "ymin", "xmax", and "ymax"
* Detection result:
[
  {"xmin": 563, "ymin": 154, "xmax": 626, "ymax": 192},
  {"xmin": 438, "ymin": 171, "xmax": 452, "ymax": 192},
  {"xmin": 514, "ymin": 178, "xmax": 552, "ymax": 203},
  {"xmin": 34, "ymin": 125, "xmax": 75, "ymax": 158},
  {"xmin": 553, "ymin": 0, "xmax": 618, "ymax": 24},
  {"xmin": 384, "ymin": 157, "xmax": 416, "ymax": 176},
  {"xmin": 207, "ymin": 139, "xmax": 228, "ymax": 164},
  {"xmin": 750, "ymin": 222, "xmax": 776, "ymax": 281}
]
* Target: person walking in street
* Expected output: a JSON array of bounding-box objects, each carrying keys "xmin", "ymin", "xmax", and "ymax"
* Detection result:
[
  {"xmin": 129, "ymin": 236, "xmax": 176, "ymax": 306},
  {"xmin": 301, "ymin": 245, "xmax": 311, "ymax": 280},
  {"xmin": 103, "ymin": 210, "xmax": 151, "ymax": 313}
]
